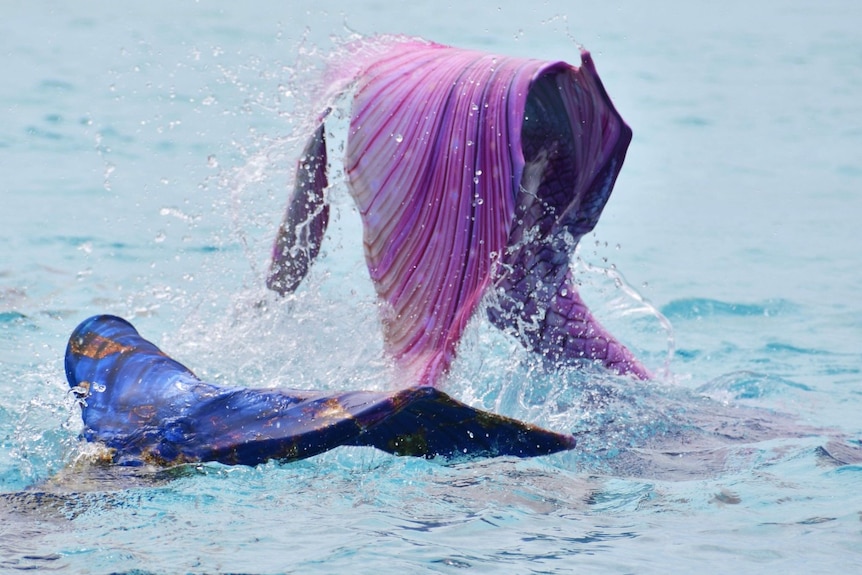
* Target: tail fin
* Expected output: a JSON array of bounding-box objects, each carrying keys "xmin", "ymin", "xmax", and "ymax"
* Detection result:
[
  {"xmin": 267, "ymin": 122, "xmax": 330, "ymax": 295},
  {"xmin": 65, "ymin": 315, "xmax": 576, "ymax": 466}
]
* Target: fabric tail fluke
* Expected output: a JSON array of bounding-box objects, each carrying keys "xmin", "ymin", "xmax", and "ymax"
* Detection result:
[{"xmin": 64, "ymin": 315, "xmax": 575, "ymax": 467}]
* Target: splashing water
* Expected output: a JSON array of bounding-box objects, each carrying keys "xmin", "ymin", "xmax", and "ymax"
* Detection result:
[
  {"xmin": 572, "ymin": 242, "xmax": 676, "ymax": 379},
  {"xmin": 57, "ymin": 34, "xmax": 846, "ymax": 480},
  {"xmin": 144, "ymin": 35, "xmax": 850, "ymax": 485},
  {"xmin": 4, "ymin": 11, "xmax": 862, "ymax": 572}
]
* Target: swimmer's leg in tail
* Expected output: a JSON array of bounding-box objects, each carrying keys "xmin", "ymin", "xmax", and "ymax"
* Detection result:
[{"xmin": 65, "ymin": 315, "xmax": 575, "ymax": 467}]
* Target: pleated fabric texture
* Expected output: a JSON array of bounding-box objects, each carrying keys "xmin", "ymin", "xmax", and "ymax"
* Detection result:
[{"xmin": 343, "ymin": 41, "xmax": 632, "ymax": 384}]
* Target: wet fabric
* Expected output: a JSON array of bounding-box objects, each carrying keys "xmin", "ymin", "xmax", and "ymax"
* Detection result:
[
  {"xmin": 65, "ymin": 315, "xmax": 575, "ymax": 466},
  {"xmin": 268, "ymin": 39, "xmax": 646, "ymax": 385}
]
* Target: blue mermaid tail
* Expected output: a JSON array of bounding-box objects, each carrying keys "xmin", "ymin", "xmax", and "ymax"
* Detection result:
[{"xmin": 65, "ymin": 315, "xmax": 576, "ymax": 466}]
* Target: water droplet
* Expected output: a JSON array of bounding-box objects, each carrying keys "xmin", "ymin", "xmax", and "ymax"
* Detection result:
[
  {"xmin": 102, "ymin": 163, "xmax": 115, "ymax": 191},
  {"xmin": 394, "ymin": 133, "xmax": 403, "ymax": 143},
  {"xmin": 92, "ymin": 383, "xmax": 106, "ymax": 393},
  {"xmin": 471, "ymin": 103, "xmax": 479, "ymax": 111},
  {"xmin": 154, "ymin": 232, "xmax": 166, "ymax": 243},
  {"xmin": 207, "ymin": 155, "xmax": 219, "ymax": 168}
]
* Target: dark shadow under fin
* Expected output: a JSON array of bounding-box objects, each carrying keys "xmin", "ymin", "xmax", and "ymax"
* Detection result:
[
  {"xmin": 65, "ymin": 315, "xmax": 576, "ymax": 467},
  {"xmin": 267, "ymin": 122, "xmax": 330, "ymax": 295}
]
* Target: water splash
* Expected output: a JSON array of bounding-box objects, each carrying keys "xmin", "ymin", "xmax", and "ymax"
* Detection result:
[{"xmin": 572, "ymin": 243, "xmax": 676, "ymax": 379}]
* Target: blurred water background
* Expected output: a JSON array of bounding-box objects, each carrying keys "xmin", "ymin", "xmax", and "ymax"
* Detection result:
[{"xmin": 1, "ymin": 1, "xmax": 861, "ymax": 573}]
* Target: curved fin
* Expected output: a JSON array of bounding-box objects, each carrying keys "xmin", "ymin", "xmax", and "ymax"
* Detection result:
[
  {"xmin": 489, "ymin": 52, "xmax": 644, "ymax": 378},
  {"xmin": 267, "ymin": 122, "xmax": 329, "ymax": 295},
  {"xmin": 65, "ymin": 315, "xmax": 575, "ymax": 466}
]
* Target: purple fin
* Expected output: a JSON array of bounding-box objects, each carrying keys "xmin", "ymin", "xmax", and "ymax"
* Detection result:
[
  {"xmin": 489, "ymin": 269, "xmax": 650, "ymax": 379},
  {"xmin": 342, "ymin": 41, "xmax": 643, "ymax": 383},
  {"xmin": 489, "ymin": 52, "xmax": 649, "ymax": 378},
  {"xmin": 65, "ymin": 315, "xmax": 575, "ymax": 466},
  {"xmin": 267, "ymin": 122, "xmax": 329, "ymax": 295}
]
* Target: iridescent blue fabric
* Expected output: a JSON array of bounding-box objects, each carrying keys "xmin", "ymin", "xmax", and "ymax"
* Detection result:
[{"xmin": 65, "ymin": 315, "xmax": 575, "ymax": 466}]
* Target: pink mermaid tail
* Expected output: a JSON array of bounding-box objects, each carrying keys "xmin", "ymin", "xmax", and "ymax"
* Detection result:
[{"xmin": 269, "ymin": 38, "xmax": 649, "ymax": 386}]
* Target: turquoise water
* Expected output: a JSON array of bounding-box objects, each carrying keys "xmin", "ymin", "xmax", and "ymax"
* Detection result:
[{"xmin": 3, "ymin": 1, "xmax": 861, "ymax": 573}]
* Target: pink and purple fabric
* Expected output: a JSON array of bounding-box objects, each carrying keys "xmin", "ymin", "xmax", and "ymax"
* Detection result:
[
  {"xmin": 269, "ymin": 38, "xmax": 648, "ymax": 386},
  {"xmin": 65, "ymin": 39, "xmax": 646, "ymax": 467}
]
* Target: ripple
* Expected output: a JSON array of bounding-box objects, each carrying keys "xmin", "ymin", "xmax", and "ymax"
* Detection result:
[
  {"xmin": 660, "ymin": 298, "xmax": 797, "ymax": 320},
  {"xmin": 0, "ymin": 310, "xmax": 29, "ymax": 325},
  {"xmin": 763, "ymin": 342, "xmax": 829, "ymax": 356},
  {"xmin": 37, "ymin": 78, "xmax": 75, "ymax": 93},
  {"xmin": 696, "ymin": 370, "xmax": 813, "ymax": 399}
]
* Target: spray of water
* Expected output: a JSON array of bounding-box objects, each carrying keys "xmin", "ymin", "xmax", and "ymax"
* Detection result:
[
  {"xmin": 165, "ymin": 33, "xmax": 680, "ymax": 445},
  {"xmin": 10, "ymin": 32, "xmax": 810, "ymax": 487}
]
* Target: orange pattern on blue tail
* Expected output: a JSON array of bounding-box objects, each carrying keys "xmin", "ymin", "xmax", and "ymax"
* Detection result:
[{"xmin": 65, "ymin": 315, "xmax": 576, "ymax": 467}]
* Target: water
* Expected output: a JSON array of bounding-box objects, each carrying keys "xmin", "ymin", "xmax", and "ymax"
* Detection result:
[{"xmin": 2, "ymin": 1, "xmax": 861, "ymax": 572}]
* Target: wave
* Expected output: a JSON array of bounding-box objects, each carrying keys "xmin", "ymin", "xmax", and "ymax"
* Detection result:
[{"xmin": 660, "ymin": 298, "xmax": 797, "ymax": 320}]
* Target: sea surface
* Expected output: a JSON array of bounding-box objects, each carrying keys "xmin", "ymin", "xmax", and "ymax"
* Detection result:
[{"xmin": 2, "ymin": 1, "xmax": 861, "ymax": 573}]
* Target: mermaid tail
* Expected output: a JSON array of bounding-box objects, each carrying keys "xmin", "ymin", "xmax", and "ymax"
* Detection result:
[
  {"xmin": 65, "ymin": 315, "xmax": 575, "ymax": 466},
  {"xmin": 268, "ymin": 38, "xmax": 647, "ymax": 385}
]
